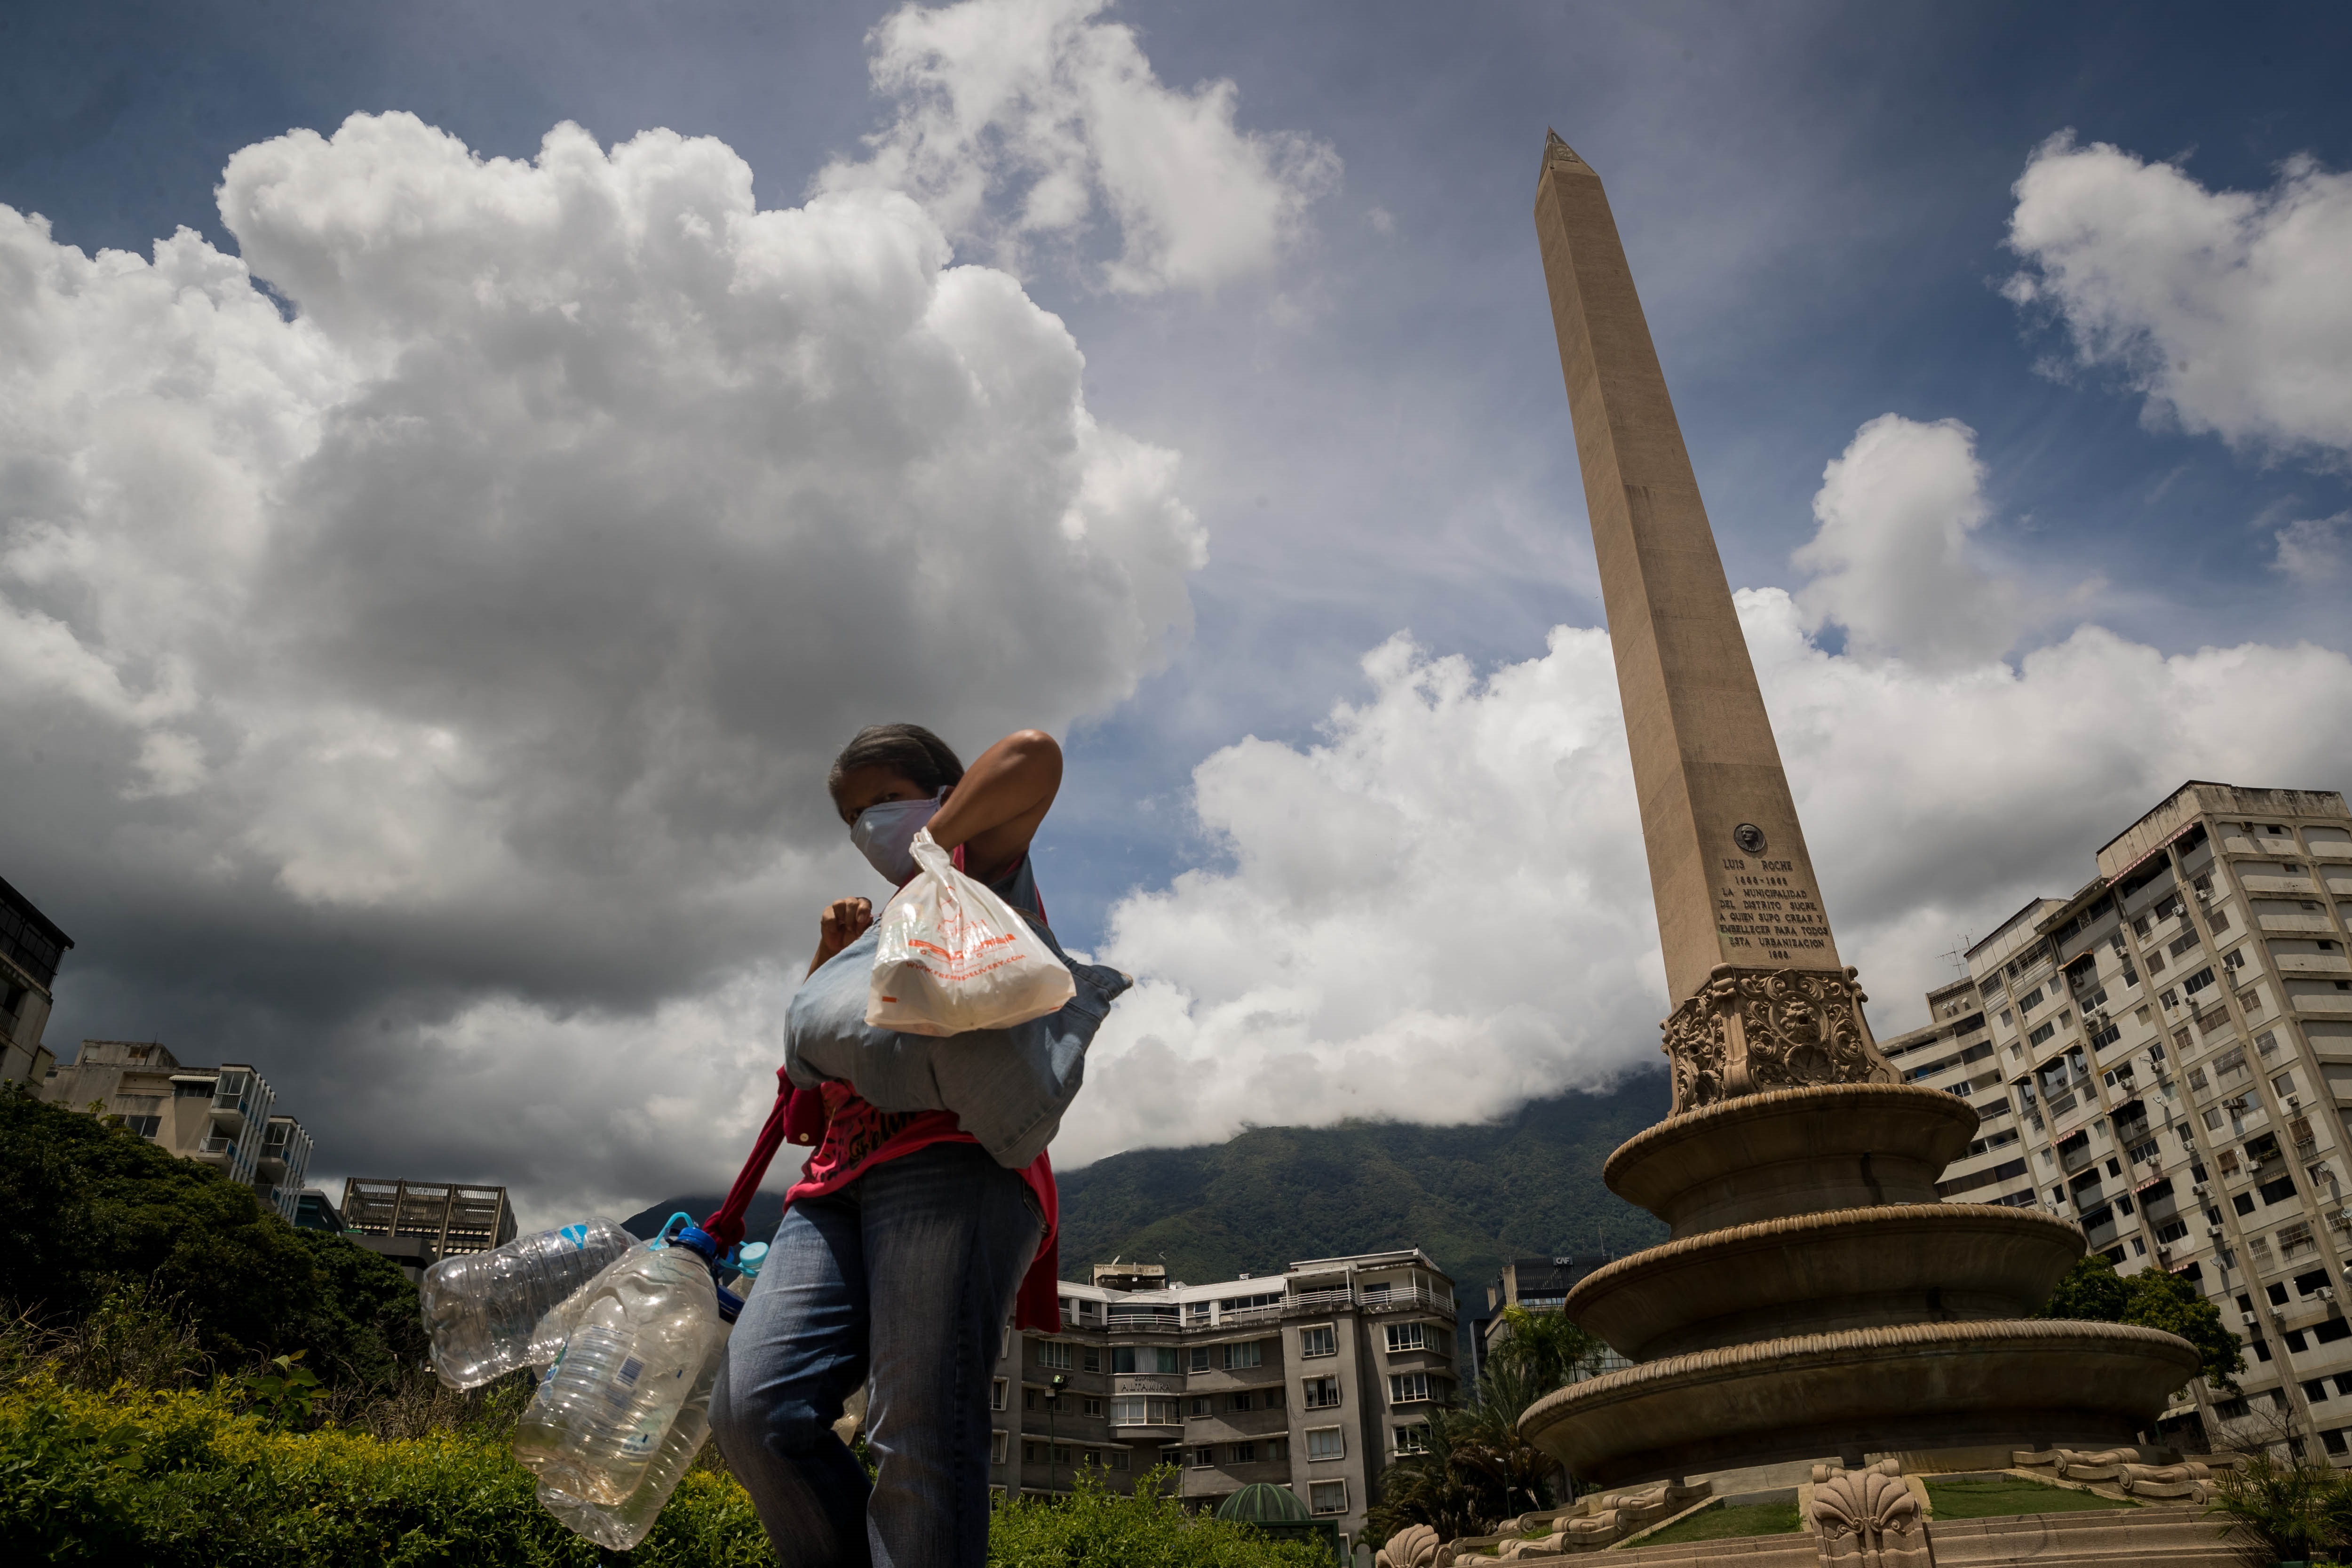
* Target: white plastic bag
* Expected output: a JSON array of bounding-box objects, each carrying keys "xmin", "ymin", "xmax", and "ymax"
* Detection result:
[{"xmin": 867, "ymin": 829, "xmax": 1075, "ymax": 1036}]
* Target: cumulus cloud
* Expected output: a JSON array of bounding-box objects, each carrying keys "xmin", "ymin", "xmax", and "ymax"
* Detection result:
[
  {"xmin": 1066, "ymin": 418, "xmax": 2352, "ymax": 1164},
  {"xmin": 2273, "ymin": 512, "xmax": 2349, "ymax": 583},
  {"xmin": 820, "ymin": 0, "xmax": 1341, "ymax": 294},
  {"xmin": 2003, "ymin": 132, "xmax": 2352, "ymax": 461},
  {"xmin": 1793, "ymin": 413, "xmax": 2026, "ymax": 668},
  {"xmin": 0, "ymin": 111, "xmax": 1200, "ymax": 1210}
]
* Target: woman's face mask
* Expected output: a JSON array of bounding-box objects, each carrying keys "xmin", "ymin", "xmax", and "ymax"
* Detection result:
[{"xmin": 850, "ymin": 794, "xmax": 943, "ymax": 886}]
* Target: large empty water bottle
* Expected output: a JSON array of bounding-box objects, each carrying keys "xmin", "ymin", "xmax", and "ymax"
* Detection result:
[
  {"xmin": 537, "ymin": 1319, "xmax": 732, "ymax": 1549},
  {"xmin": 511, "ymin": 1241, "xmax": 721, "ymax": 1506},
  {"xmin": 420, "ymin": 1218, "xmax": 636, "ymax": 1390}
]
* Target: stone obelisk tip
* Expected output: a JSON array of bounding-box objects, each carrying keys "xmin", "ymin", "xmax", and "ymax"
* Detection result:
[{"xmin": 1541, "ymin": 129, "xmax": 1589, "ymax": 178}]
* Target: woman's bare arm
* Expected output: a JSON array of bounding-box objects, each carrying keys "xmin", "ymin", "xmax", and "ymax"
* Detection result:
[{"xmin": 924, "ymin": 729, "xmax": 1062, "ymax": 881}]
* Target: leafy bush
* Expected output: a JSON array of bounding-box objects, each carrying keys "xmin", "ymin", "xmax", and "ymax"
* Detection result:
[
  {"xmin": 988, "ymin": 1469, "xmax": 1331, "ymax": 1568},
  {"xmin": 2207, "ymin": 1447, "xmax": 2352, "ymax": 1564},
  {"xmin": 0, "ymin": 1374, "xmax": 773, "ymax": 1567},
  {"xmin": 0, "ymin": 1089, "xmax": 425, "ymax": 1385}
]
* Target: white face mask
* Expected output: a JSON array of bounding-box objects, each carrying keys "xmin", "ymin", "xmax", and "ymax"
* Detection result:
[{"xmin": 851, "ymin": 794, "xmax": 944, "ymax": 886}]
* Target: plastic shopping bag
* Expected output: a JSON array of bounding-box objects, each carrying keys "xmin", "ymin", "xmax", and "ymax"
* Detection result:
[{"xmin": 867, "ymin": 829, "xmax": 1075, "ymax": 1036}]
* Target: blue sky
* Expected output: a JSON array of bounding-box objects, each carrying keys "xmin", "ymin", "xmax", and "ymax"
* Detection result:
[{"xmin": 5, "ymin": 0, "xmax": 2349, "ymax": 1216}]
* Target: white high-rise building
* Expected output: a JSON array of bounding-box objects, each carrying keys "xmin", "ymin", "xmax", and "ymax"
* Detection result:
[
  {"xmin": 42, "ymin": 1039, "xmax": 315, "ymax": 1222},
  {"xmin": 1885, "ymin": 780, "xmax": 2352, "ymax": 1458}
]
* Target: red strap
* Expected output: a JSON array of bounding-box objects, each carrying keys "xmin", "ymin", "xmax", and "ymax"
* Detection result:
[{"xmin": 704, "ymin": 1066, "xmax": 810, "ymax": 1249}]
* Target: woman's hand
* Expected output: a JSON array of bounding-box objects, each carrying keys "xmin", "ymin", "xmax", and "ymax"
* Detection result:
[
  {"xmin": 924, "ymin": 729, "xmax": 1062, "ymax": 881},
  {"xmin": 810, "ymin": 896, "xmax": 874, "ymax": 974}
]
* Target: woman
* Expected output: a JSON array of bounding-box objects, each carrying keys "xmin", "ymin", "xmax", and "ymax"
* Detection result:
[{"xmin": 712, "ymin": 723, "xmax": 1112, "ymax": 1568}]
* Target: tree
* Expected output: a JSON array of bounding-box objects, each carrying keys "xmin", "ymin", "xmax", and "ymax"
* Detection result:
[
  {"xmin": 0, "ymin": 1087, "xmax": 424, "ymax": 1382},
  {"xmin": 1367, "ymin": 1306, "xmax": 1610, "ymax": 1545},
  {"xmin": 2041, "ymin": 1252, "xmax": 2243, "ymax": 1390}
]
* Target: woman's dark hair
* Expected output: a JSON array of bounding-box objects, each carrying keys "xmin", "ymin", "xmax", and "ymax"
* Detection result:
[{"xmin": 827, "ymin": 724, "xmax": 965, "ymax": 799}]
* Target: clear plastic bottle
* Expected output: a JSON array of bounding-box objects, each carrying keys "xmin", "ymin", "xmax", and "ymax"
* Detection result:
[
  {"xmin": 511, "ymin": 1242, "xmax": 719, "ymax": 1505},
  {"xmin": 537, "ymin": 1320, "xmax": 732, "ymax": 1549},
  {"xmin": 418, "ymin": 1218, "xmax": 637, "ymax": 1390}
]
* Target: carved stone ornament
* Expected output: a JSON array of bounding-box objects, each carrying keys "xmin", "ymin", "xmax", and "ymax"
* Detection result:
[
  {"xmin": 1810, "ymin": 1466, "xmax": 1931, "ymax": 1568},
  {"xmin": 1661, "ymin": 963, "xmax": 1894, "ymax": 1114},
  {"xmin": 1376, "ymin": 1524, "xmax": 1442, "ymax": 1568}
]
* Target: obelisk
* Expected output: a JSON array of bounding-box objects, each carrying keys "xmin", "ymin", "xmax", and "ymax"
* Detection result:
[{"xmin": 1533, "ymin": 131, "xmax": 1890, "ymax": 1112}]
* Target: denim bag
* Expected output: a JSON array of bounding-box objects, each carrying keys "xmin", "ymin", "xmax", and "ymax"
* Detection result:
[{"xmin": 783, "ymin": 862, "xmax": 1129, "ymax": 1169}]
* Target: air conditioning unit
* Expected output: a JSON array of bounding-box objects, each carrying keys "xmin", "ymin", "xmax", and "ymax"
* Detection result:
[
  {"xmin": 2321, "ymin": 1286, "xmax": 2338, "ymax": 1303},
  {"xmin": 2196, "ymin": 888, "xmax": 2211, "ymax": 902},
  {"xmin": 2288, "ymin": 1095, "xmax": 2303, "ymax": 1110},
  {"xmin": 2243, "ymin": 1311, "xmax": 2260, "ymax": 1326},
  {"xmin": 2208, "ymin": 1226, "xmax": 2227, "ymax": 1240},
  {"xmin": 2193, "ymin": 1183, "xmax": 2209, "ymax": 1198}
]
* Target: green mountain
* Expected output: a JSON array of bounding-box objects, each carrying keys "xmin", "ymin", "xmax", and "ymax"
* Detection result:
[{"xmin": 1052, "ymin": 1073, "xmax": 1672, "ymax": 1299}]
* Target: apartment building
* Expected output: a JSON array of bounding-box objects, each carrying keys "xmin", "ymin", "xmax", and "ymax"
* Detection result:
[
  {"xmin": 0, "ymin": 874, "xmax": 73, "ymax": 1088},
  {"xmin": 41, "ymin": 1039, "xmax": 315, "ymax": 1221},
  {"xmin": 991, "ymin": 1250, "xmax": 1457, "ymax": 1553},
  {"xmin": 340, "ymin": 1178, "xmax": 519, "ymax": 1278},
  {"xmin": 1468, "ymin": 1256, "xmax": 1629, "ymax": 1384},
  {"xmin": 1886, "ymin": 781, "xmax": 2352, "ymax": 1457}
]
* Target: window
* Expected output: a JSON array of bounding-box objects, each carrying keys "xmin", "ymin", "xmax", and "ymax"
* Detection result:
[
  {"xmin": 992, "ymin": 1379, "xmax": 1008, "ymax": 1411},
  {"xmin": 1111, "ymin": 1396, "xmax": 1180, "ymax": 1425},
  {"xmin": 123, "ymin": 1115, "xmax": 161, "ymax": 1138},
  {"xmin": 2234, "ymin": 1193, "xmax": 2257, "ymax": 1217},
  {"xmin": 2183, "ymin": 966, "xmax": 2217, "ymax": 996},
  {"xmin": 1310, "ymin": 1481, "xmax": 1349, "ymax": 1515},
  {"xmin": 1083, "ymin": 1348, "xmax": 1101, "ymax": 1372},
  {"xmin": 1228, "ymin": 1391, "xmax": 1254, "ymax": 1412},
  {"xmin": 1112, "ymin": 1450, "xmax": 1129, "ymax": 1470},
  {"xmin": 1266, "ymin": 1437, "xmax": 1288, "ymax": 1461},
  {"xmin": 1024, "ymin": 1441, "xmax": 1041, "ymax": 1464},
  {"xmin": 1302, "ymin": 1377, "xmax": 1341, "ymax": 1409},
  {"xmin": 174, "ymin": 1080, "xmax": 215, "ymax": 1098},
  {"xmin": 1114, "ymin": 1347, "xmax": 1181, "ymax": 1374},
  {"xmin": 1187, "ymin": 1396, "xmax": 1213, "ymax": 1417},
  {"xmin": 1189, "ymin": 1347, "xmax": 1211, "ymax": 1372},
  {"xmin": 1395, "ymin": 1424, "xmax": 1430, "ymax": 1455},
  {"xmin": 1389, "ymin": 1373, "xmax": 1433, "ymax": 1404},
  {"xmin": 2275, "ymin": 1071, "xmax": 2300, "ymax": 1099},
  {"xmin": 2028, "ymin": 1022, "xmax": 2056, "ymax": 1048},
  {"xmin": 1025, "ymin": 1388, "xmax": 1039, "ymax": 1410},
  {"xmin": 1039, "ymin": 1340, "xmax": 1073, "ymax": 1369},
  {"xmin": 1306, "ymin": 1426, "xmax": 1346, "ymax": 1460},
  {"xmin": 991, "ymin": 1431, "xmax": 1009, "ymax": 1465},
  {"xmin": 1299, "ymin": 1326, "xmax": 1337, "ymax": 1359},
  {"xmin": 1385, "ymin": 1323, "xmax": 1426, "ymax": 1353},
  {"xmin": 1229, "ymin": 1442, "xmax": 1256, "ymax": 1464},
  {"xmin": 1191, "ymin": 1446, "xmax": 1216, "ymax": 1468},
  {"xmin": 1222, "ymin": 1341, "xmax": 1264, "ymax": 1370}
]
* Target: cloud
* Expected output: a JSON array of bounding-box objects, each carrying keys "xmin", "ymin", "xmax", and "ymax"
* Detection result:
[
  {"xmin": 0, "ymin": 111, "xmax": 1200, "ymax": 1210},
  {"xmin": 2003, "ymin": 132, "xmax": 2352, "ymax": 462},
  {"xmin": 1793, "ymin": 413, "xmax": 2026, "ymax": 669},
  {"xmin": 2273, "ymin": 512, "xmax": 2349, "ymax": 583},
  {"xmin": 820, "ymin": 0, "xmax": 1341, "ymax": 295},
  {"xmin": 1066, "ymin": 418, "xmax": 2352, "ymax": 1165}
]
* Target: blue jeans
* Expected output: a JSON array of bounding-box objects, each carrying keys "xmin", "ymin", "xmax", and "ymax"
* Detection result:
[{"xmin": 711, "ymin": 1141, "xmax": 1043, "ymax": 1568}]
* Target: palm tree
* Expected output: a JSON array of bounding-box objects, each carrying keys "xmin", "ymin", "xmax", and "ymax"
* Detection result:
[{"xmin": 1369, "ymin": 1306, "xmax": 1612, "ymax": 1543}]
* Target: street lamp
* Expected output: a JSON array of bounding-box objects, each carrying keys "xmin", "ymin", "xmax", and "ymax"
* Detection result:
[{"xmin": 1046, "ymin": 1374, "xmax": 1067, "ymax": 1496}]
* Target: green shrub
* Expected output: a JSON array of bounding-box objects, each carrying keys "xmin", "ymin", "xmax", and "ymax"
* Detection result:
[
  {"xmin": 0, "ymin": 1375, "xmax": 772, "ymax": 1566},
  {"xmin": 988, "ymin": 1469, "xmax": 1332, "ymax": 1567}
]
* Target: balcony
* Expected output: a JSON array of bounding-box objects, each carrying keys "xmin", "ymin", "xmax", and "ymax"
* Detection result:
[
  {"xmin": 195, "ymin": 1136, "xmax": 238, "ymax": 1166},
  {"xmin": 1359, "ymin": 1285, "xmax": 1456, "ymax": 1321},
  {"xmin": 1104, "ymin": 1306, "xmax": 1184, "ymax": 1331}
]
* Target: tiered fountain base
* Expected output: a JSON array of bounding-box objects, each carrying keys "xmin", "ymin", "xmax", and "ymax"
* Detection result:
[{"xmin": 1519, "ymin": 1083, "xmax": 2202, "ymax": 1488}]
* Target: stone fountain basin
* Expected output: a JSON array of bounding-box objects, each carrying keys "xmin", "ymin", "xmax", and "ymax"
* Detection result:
[
  {"xmin": 1521, "ymin": 1318, "xmax": 2200, "ymax": 1489},
  {"xmin": 1564, "ymin": 1202, "xmax": 2085, "ymax": 1361},
  {"xmin": 1605, "ymin": 1082, "xmax": 1982, "ymax": 1237}
]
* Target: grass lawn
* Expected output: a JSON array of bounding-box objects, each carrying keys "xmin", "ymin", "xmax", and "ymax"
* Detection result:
[
  {"xmin": 1634, "ymin": 1500, "xmax": 1804, "ymax": 1544},
  {"xmin": 1924, "ymin": 1474, "xmax": 2139, "ymax": 1519}
]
